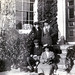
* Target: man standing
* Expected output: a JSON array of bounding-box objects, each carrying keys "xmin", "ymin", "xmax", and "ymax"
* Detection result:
[
  {"xmin": 29, "ymin": 22, "xmax": 42, "ymax": 44},
  {"xmin": 51, "ymin": 24, "xmax": 58, "ymax": 45},
  {"xmin": 41, "ymin": 20, "xmax": 53, "ymax": 46}
]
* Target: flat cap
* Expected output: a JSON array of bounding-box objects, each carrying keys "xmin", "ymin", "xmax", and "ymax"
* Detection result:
[
  {"xmin": 43, "ymin": 44, "xmax": 49, "ymax": 49},
  {"xmin": 34, "ymin": 39, "xmax": 39, "ymax": 43}
]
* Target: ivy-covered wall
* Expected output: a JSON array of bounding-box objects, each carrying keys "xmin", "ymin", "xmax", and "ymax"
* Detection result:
[
  {"xmin": 38, "ymin": 0, "xmax": 58, "ymax": 26},
  {"xmin": 1, "ymin": 0, "xmax": 16, "ymax": 29}
]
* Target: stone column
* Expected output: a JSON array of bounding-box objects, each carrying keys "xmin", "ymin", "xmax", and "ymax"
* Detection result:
[
  {"xmin": 33, "ymin": 0, "xmax": 38, "ymax": 22},
  {"xmin": 57, "ymin": 0, "xmax": 66, "ymax": 40}
]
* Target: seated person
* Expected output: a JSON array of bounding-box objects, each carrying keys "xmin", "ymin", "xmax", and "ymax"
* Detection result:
[
  {"xmin": 38, "ymin": 44, "xmax": 55, "ymax": 75},
  {"xmin": 27, "ymin": 40, "xmax": 42, "ymax": 72},
  {"xmin": 65, "ymin": 46, "xmax": 75, "ymax": 73}
]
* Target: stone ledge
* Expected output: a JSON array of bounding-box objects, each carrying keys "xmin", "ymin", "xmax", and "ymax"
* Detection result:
[
  {"xmin": 55, "ymin": 69, "xmax": 67, "ymax": 75},
  {"xmin": 57, "ymin": 64, "xmax": 66, "ymax": 69},
  {"xmin": 60, "ymin": 45, "xmax": 72, "ymax": 50},
  {"xmin": 59, "ymin": 53, "xmax": 67, "ymax": 58}
]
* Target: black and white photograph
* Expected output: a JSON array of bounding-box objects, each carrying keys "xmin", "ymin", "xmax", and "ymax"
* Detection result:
[{"xmin": 0, "ymin": 0, "xmax": 75, "ymax": 75}]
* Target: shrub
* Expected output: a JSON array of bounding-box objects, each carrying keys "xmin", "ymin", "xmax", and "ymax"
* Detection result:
[{"xmin": 0, "ymin": 28, "xmax": 30, "ymax": 71}]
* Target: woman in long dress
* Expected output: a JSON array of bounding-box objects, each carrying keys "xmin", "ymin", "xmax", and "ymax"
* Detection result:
[{"xmin": 38, "ymin": 45, "xmax": 55, "ymax": 75}]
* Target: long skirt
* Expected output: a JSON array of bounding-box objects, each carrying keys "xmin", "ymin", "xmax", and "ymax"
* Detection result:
[{"xmin": 38, "ymin": 63, "xmax": 54, "ymax": 75}]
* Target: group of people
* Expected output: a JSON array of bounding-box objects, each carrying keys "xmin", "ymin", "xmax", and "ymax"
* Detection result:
[
  {"xmin": 26, "ymin": 20, "xmax": 58, "ymax": 75},
  {"xmin": 29, "ymin": 20, "xmax": 58, "ymax": 46}
]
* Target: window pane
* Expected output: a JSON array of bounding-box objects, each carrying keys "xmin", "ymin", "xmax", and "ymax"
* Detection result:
[
  {"xmin": 70, "ymin": 30, "xmax": 73, "ymax": 36},
  {"xmin": 69, "ymin": 22, "xmax": 75, "ymax": 26},
  {"xmin": 69, "ymin": 0, "xmax": 74, "ymax": 5},
  {"xmin": 30, "ymin": 0, "xmax": 35, "ymax": 2},
  {"xmin": 30, "ymin": 21, "xmax": 33, "ymax": 24},
  {"xmin": 23, "ymin": 11, "xmax": 26, "ymax": 21},
  {"xmin": 30, "ymin": 12, "xmax": 33, "ymax": 20},
  {"xmin": 23, "ymin": 2, "xmax": 30, "ymax": 11},
  {"xmin": 16, "ymin": 2, "xmax": 22, "ymax": 11},
  {"xmin": 30, "ymin": 3, "xmax": 33, "ymax": 11},
  {"xmin": 26, "ymin": 12, "xmax": 28, "ymax": 23},
  {"xmin": 69, "ymin": 22, "xmax": 73, "ymax": 26},
  {"xmin": 16, "ymin": 12, "xmax": 22, "ymax": 21},
  {"xmin": 16, "ymin": 21, "xmax": 22, "ymax": 29},
  {"xmin": 69, "ymin": 8, "xmax": 74, "ymax": 18}
]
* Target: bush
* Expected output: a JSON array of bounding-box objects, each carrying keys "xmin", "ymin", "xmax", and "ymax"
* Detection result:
[{"xmin": 0, "ymin": 28, "xmax": 30, "ymax": 71}]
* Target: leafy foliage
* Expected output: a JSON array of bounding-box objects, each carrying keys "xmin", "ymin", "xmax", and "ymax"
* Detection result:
[
  {"xmin": 0, "ymin": 28, "xmax": 30, "ymax": 71},
  {"xmin": 38, "ymin": 0, "xmax": 58, "ymax": 26}
]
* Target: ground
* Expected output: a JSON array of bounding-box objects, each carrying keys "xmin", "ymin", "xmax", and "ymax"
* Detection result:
[{"xmin": 0, "ymin": 69, "xmax": 38, "ymax": 75}]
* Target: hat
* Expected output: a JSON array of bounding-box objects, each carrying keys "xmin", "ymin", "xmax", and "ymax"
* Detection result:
[
  {"xmin": 43, "ymin": 44, "xmax": 49, "ymax": 49},
  {"xmin": 34, "ymin": 40, "xmax": 39, "ymax": 43},
  {"xmin": 34, "ymin": 22, "xmax": 40, "ymax": 25}
]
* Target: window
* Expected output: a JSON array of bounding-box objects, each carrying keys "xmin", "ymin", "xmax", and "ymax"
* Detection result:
[
  {"xmin": 69, "ymin": 0, "xmax": 74, "ymax": 6},
  {"xmin": 16, "ymin": 0, "xmax": 34, "ymax": 29}
]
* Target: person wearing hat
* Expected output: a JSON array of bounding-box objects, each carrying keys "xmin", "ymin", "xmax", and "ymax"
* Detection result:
[
  {"xmin": 33, "ymin": 40, "xmax": 42, "ymax": 56},
  {"xmin": 41, "ymin": 20, "xmax": 53, "ymax": 46},
  {"xmin": 38, "ymin": 44, "xmax": 55, "ymax": 75},
  {"xmin": 27, "ymin": 39, "xmax": 42, "ymax": 72},
  {"xmin": 29, "ymin": 21, "xmax": 42, "ymax": 45}
]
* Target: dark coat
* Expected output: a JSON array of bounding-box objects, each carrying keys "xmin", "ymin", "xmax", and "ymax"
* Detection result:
[
  {"xmin": 33, "ymin": 46, "xmax": 42, "ymax": 56},
  {"xmin": 51, "ymin": 25, "xmax": 58, "ymax": 45},
  {"xmin": 41, "ymin": 27, "xmax": 53, "ymax": 45},
  {"xmin": 29, "ymin": 27, "xmax": 42, "ymax": 43}
]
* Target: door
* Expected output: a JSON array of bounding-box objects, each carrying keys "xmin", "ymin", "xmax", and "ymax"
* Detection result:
[{"xmin": 66, "ymin": 0, "xmax": 75, "ymax": 42}]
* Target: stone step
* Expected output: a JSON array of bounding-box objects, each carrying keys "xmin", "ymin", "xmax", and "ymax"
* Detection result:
[
  {"xmin": 58, "ymin": 58, "xmax": 66, "ymax": 64},
  {"xmin": 57, "ymin": 64, "xmax": 66, "ymax": 70},
  {"xmin": 54, "ymin": 69, "xmax": 67, "ymax": 75},
  {"xmin": 61, "ymin": 49, "xmax": 67, "ymax": 54},
  {"xmin": 60, "ymin": 45, "xmax": 72, "ymax": 50},
  {"xmin": 59, "ymin": 53, "xmax": 67, "ymax": 58},
  {"xmin": 57, "ymin": 62, "xmax": 66, "ymax": 69}
]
